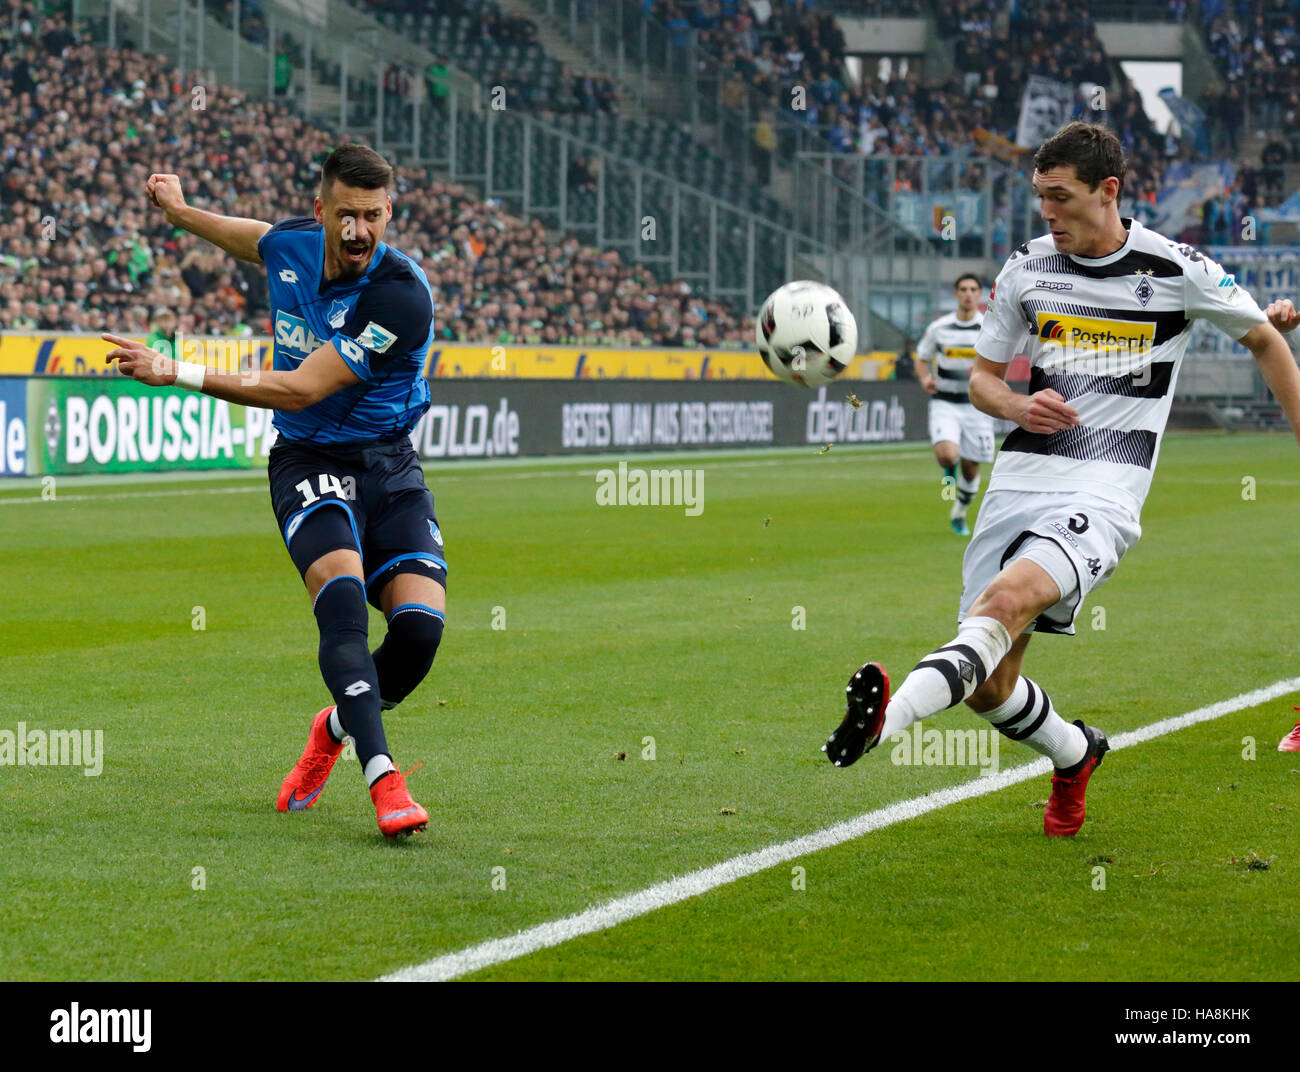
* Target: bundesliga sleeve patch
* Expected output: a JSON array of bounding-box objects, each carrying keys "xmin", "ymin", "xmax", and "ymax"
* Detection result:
[{"xmin": 356, "ymin": 322, "xmax": 398, "ymax": 354}]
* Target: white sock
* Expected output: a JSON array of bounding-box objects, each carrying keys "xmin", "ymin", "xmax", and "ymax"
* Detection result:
[
  {"xmin": 882, "ymin": 616, "xmax": 1013, "ymax": 737},
  {"xmin": 327, "ymin": 707, "xmax": 346, "ymax": 743},
  {"xmin": 363, "ymin": 753, "xmax": 396, "ymax": 787},
  {"xmin": 978, "ymin": 676, "xmax": 1086, "ymax": 769},
  {"xmin": 956, "ymin": 471, "xmax": 980, "ymax": 509}
]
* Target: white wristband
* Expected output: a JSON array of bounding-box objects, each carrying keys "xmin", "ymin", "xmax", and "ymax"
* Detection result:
[{"xmin": 173, "ymin": 361, "xmax": 207, "ymax": 391}]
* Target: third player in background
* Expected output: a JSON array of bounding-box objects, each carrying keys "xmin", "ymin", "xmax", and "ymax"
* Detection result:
[{"xmin": 914, "ymin": 274, "xmax": 996, "ymax": 535}]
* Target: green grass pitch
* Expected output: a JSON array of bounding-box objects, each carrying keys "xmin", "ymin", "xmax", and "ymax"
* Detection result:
[{"xmin": 0, "ymin": 433, "xmax": 1297, "ymax": 981}]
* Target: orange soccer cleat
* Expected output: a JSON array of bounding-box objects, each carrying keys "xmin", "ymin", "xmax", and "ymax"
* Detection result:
[
  {"xmin": 277, "ymin": 705, "xmax": 345, "ymax": 812},
  {"xmin": 370, "ymin": 765, "xmax": 429, "ymax": 839},
  {"xmin": 1278, "ymin": 718, "xmax": 1300, "ymax": 753},
  {"xmin": 1044, "ymin": 721, "xmax": 1109, "ymax": 836}
]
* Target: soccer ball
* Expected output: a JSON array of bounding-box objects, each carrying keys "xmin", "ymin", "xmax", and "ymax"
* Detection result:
[{"xmin": 755, "ymin": 280, "xmax": 858, "ymax": 387}]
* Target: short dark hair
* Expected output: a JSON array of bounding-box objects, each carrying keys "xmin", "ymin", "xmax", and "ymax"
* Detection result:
[
  {"xmin": 320, "ymin": 143, "xmax": 393, "ymax": 198},
  {"xmin": 1034, "ymin": 121, "xmax": 1126, "ymax": 197},
  {"xmin": 954, "ymin": 273, "xmax": 982, "ymax": 290}
]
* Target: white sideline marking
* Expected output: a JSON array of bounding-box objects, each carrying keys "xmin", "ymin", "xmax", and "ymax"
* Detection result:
[
  {"xmin": 379, "ymin": 676, "xmax": 1300, "ymax": 982},
  {"xmin": 0, "ymin": 486, "xmax": 265, "ymax": 506},
  {"xmin": 0, "ymin": 450, "xmax": 932, "ymax": 505}
]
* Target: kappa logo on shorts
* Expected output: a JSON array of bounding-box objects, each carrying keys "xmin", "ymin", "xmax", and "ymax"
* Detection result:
[
  {"xmin": 1050, "ymin": 521, "xmax": 1081, "ymax": 550},
  {"xmin": 1068, "ymin": 512, "xmax": 1090, "ymax": 534}
]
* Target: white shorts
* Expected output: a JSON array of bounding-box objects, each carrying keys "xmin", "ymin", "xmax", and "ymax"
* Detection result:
[
  {"xmin": 928, "ymin": 399, "xmax": 996, "ymax": 463},
  {"xmin": 957, "ymin": 489, "xmax": 1142, "ymax": 635}
]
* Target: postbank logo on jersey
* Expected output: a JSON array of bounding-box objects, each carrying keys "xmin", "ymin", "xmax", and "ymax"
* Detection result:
[
  {"xmin": 274, "ymin": 311, "xmax": 325, "ymax": 364},
  {"xmin": 1035, "ymin": 312, "xmax": 1154, "ymax": 370},
  {"xmin": 942, "ymin": 346, "xmax": 979, "ymax": 361}
]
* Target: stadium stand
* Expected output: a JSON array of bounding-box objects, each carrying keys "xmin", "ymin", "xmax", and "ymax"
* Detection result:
[{"xmin": 0, "ymin": 0, "xmax": 751, "ymax": 345}]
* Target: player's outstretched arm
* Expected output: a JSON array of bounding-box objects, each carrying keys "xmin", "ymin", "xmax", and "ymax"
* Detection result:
[
  {"xmin": 146, "ymin": 173, "xmax": 270, "ymax": 264},
  {"xmin": 102, "ymin": 334, "xmax": 359, "ymax": 412},
  {"xmin": 1238, "ymin": 319, "xmax": 1300, "ymax": 447},
  {"xmin": 969, "ymin": 354, "xmax": 1079, "ymax": 434}
]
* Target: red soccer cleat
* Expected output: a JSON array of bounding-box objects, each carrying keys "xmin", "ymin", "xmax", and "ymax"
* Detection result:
[
  {"xmin": 1279, "ymin": 720, "xmax": 1300, "ymax": 753},
  {"xmin": 1044, "ymin": 721, "xmax": 1109, "ymax": 836},
  {"xmin": 370, "ymin": 765, "xmax": 429, "ymax": 839},
  {"xmin": 277, "ymin": 705, "xmax": 345, "ymax": 812}
]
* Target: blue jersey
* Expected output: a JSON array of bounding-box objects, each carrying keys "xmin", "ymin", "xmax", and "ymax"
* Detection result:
[{"xmin": 257, "ymin": 216, "xmax": 433, "ymax": 444}]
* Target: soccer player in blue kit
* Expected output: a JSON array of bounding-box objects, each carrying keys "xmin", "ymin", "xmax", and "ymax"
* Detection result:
[{"xmin": 103, "ymin": 145, "xmax": 444, "ymax": 839}]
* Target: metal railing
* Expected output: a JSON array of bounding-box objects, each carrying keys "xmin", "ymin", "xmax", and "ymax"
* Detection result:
[
  {"xmin": 796, "ymin": 152, "xmax": 1048, "ymax": 263},
  {"xmin": 65, "ymin": 0, "xmax": 940, "ymax": 342},
  {"xmin": 526, "ymin": 0, "xmax": 841, "ymax": 178},
  {"xmin": 402, "ymin": 101, "xmax": 938, "ymax": 336}
]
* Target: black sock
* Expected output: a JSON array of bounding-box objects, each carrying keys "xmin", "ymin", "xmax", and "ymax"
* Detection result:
[
  {"xmin": 313, "ymin": 576, "xmax": 389, "ymax": 773},
  {"xmin": 372, "ymin": 604, "xmax": 444, "ymax": 708}
]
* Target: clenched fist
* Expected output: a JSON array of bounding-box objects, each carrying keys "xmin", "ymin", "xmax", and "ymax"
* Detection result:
[
  {"xmin": 145, "ymin": 173, "xmax": 187, "ymax": 223},
  {"xmin": 1265, "ymin": 298, "xmax": 1299, "ymax": 334}
]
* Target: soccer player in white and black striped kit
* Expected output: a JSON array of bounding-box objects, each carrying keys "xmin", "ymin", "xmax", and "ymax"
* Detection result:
[
  {"xmin": 914, "ymin": 274, "xmax": 997, "ymax": 535},
  {"xmin": 825, "ymin": 122, "xmax": 1300, "ymax": 835}
]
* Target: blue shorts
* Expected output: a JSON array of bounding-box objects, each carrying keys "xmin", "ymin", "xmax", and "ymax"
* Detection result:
[{"xmin": 268, "ymin": 434, "xmax": 447, "ymax": 610}]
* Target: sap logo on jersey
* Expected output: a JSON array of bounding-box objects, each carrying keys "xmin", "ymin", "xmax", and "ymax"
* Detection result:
[{"xmin": 274, "ymin": 312, "xmax": 325, "ymax": 359}]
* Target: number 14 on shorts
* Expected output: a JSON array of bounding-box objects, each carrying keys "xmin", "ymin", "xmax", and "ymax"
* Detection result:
[{"xmin": 296, "ymin": 473, "xmax": 357, "ymax": 505}]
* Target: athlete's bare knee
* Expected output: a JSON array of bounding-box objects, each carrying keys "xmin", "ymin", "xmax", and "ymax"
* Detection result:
[
  {"xmin": 935, "ymin": 442, "xmax": 959, "ymax": 467},
  {"xmin": 970, "ymin": 561, "xmax": 1059, "ymax": 637},
  {"xmin": 304, "ymin": 549, "xmax": 364, "ymax": 602},
  {"xmin": 967, "ymin": 584, "xmax": 1028, "ymax": 635}
]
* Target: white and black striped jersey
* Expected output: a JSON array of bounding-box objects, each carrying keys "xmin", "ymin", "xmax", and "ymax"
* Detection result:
[
  {"xmin": 976, "ymin": 218, "xmax": 1266, "ymax": 517},
  {"xmin": 916, "ymin": 311, "xmax": 984, "ymax": 404}
]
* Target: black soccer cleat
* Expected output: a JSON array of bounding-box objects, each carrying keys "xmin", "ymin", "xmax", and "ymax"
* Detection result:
[{"xmin": 823, "ymin": 662, "xmax": 891, "ymax": 767}]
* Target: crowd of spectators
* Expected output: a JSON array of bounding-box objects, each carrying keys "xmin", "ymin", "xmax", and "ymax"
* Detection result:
[
  {"xmin": 0, "ymin": 0, "xmax": 748, "ymax": 345},
  {"xmin": 1202, "ymin": 1, "xmax": 1300, "ymax": 143},
  {"xmin": 648, "ymin": 0, "xmax": 1169, "ymax": 212}
]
